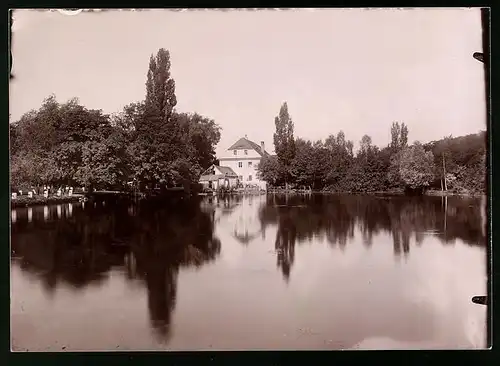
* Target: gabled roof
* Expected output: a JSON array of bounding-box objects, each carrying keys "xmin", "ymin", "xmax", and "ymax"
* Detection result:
[
  {"xmin": 217, "ymin": 166, "xmax": 238, "ymax": 176},
  {"xmin": 227, "ymin": 137, "xmax": 270, "ymax": 157},
  {"xmin": 201, "ymin": 164, "xmax": 238, "ymax": 178}
]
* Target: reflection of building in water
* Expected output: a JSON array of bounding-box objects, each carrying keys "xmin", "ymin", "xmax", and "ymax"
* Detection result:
[
  {"xmin": 221, "ymin": 195, "xmax": 265, "ymax": 245},
  {"xmin": 44, "ymin": 206, "xmax": 49, "ymax": 220},
  {"xmin": 11, "ymin": 210, "xmax": 17, "ymax": 224},
  {"xmin": 68, "ymin": 203, "xmax": 73, "ymax": 217},
  {"xmin": 28, "ymin": 207, "xmax": 33, "ymax": 222},
  {"xmin": 57, "ymin": 205, "xmax": 62, "ymax": 219}
]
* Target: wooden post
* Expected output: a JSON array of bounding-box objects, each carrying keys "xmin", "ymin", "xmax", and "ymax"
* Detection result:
[{"xmin": 442, "ymin": 154, "xmax": 448, "ymax": 191}]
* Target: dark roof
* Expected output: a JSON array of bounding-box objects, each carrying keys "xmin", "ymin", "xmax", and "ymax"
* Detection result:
[
  {"xmin": 217, "ymin": 166, "xmax": 238, "ymax": 176},
  {"xmin": 227, "ymin": 137, "xmax": 270, "ymax": 157},
  {"xmin": 200, "ymin": 165, "xmax": 238, "ymax": 179},
  {"xmin": 200, "ymin": 174, "xmax": 224, "ymax": 181}
]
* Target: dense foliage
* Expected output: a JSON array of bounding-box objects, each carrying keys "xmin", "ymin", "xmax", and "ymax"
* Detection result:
[
  {"xmin": 259, "ymin": 116, "xmax": 486, "ymax": 194},
  {"xmin": 273, "ymin": 102, "xmax": 296, "ymax": 187},
  {"xmin": 10, "ymin": 48, "xmax": 221, "ymax": 192}
]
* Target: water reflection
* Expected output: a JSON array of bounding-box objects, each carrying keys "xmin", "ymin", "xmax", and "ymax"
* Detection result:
[
  {"xmin": 11, "ymin": 199, "xmax": 221, "ymax": 343},
  {"xmin": 10, "ymin": 194, "xmax": 487, "ymax": 350},
  {"xmin": 257, "ymin": 194, "xmax": 486, "ymax": 281}
]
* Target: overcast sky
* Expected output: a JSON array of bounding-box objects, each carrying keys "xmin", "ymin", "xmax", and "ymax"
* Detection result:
[{"xmin": 10, "ymin": 8, "xmax": 486, "ymax": 155}]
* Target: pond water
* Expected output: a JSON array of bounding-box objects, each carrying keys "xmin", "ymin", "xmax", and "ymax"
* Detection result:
[{"xmin": 10, "ymin": 194, "xmax": 488, "ymax": 351}]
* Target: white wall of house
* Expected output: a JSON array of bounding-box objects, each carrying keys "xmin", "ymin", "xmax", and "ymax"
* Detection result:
[
  {"xmin": 231, "ymin": 195, "xmax": 264, "ymax": 238},
  {"xmin": 219, "ymin": 152, "xmax": 265, "ymax": 189}
]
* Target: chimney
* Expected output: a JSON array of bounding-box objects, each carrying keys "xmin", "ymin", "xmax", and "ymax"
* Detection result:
[
  {"xmin": 245, "ymin": 134, "xmax": 248, "ymax": 139},
  {"xmin": 260, "ymin": 141, "xmax": 265, "ymax": 154}
]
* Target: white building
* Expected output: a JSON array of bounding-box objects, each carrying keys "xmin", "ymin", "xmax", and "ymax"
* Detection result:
[
  {"xmin": 218, "ymin": 136, "xmax": 271, "ymax": 190},
  {"xmin": 199, "ymin": 164, "xmax": 239, "ymax": 190}
]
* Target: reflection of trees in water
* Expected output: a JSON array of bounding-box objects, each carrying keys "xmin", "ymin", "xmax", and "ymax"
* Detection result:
[
  {"xmin": 129, "ymin": 202, "xmax": 221, "ymax": 342},
  {"xmin": 274, "ymin": 210, "xmax": 297, "ymax": 282},
  {"xmin": 10, "ymin": 199, "xmax": 221, "ymax": 344},
  {"xmin": 259, "ymin": 194, "xmax": 486, "ymax": 280},
  {"xmin": 11, "ymin": 205, "xmax": 130, "ymax": 292}
]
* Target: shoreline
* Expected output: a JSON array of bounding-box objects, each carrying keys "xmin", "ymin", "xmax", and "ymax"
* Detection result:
[
  {"xmin": 11, "ymin": 189, "xmax": 485, "ymax": 208},
  {"xmin": 265, "ymin": 189, "xmax": 485, "ymax": 198},
  {"xmin": 11, "ymin": 195, "xmax": 84, "ymax": 208}
]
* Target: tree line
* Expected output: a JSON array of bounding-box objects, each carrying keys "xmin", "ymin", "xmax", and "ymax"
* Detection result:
[
  {"xmin": 10, "ymin": 48, "xmax": 222, "ymax": 193},
  {"xmin": 256, "ymin": 194, "xmax": 486, "ymax": 281},
  {"xmin": 259, "ymin": 102, "xmax": 486, "ymax": 194}
]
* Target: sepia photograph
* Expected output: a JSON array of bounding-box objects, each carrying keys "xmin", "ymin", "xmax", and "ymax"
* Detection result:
[{"xmin": 9, "ymin": 8, "xmax": 489, "ymax": 351}]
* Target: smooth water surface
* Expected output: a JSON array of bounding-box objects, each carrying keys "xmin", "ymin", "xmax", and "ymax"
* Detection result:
[{"xmin": 10, "ymin": 194, "xmax": 488, "ymax": 351}]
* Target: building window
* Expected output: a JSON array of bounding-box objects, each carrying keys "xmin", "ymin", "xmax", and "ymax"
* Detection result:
[
  {"xmin": 244, "ymin": 150, "xmax": 248, "ymax": 155},
  {"xmin": 248, "ymin": 161, "xmax": 252, "ymax": 167},
  {"xmin": 233, "ymin": 150, "xmax": 237, "ymax": 155},
  {"xmin": 238, "ymin": 162, "xmax": 242, "ymax": 168},
  {"xmin": 239, "ymin": 176, "xmax": 243, "ymax": 181},
  {"xmin": 248, "ymin": 175, "xmax": 252, "ymax": 181}
]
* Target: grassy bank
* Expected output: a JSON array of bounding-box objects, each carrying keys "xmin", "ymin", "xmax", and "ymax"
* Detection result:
[{"xmin": 11, "ymin": 194, "xmax": 84, "ymax": 208}]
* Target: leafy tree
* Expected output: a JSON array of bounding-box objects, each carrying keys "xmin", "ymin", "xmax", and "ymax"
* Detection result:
[
  {"xmin": 398, "ymin": 142, "xmax": 435, "ymax": 190},
  {"xmin": 10, "ymin": 152, "xmax": 44, "ymax": 190},
  {"xmin": 145, "ymin": 49, "xmax": 177, "ymax": 121},
  {"xmin": 74, "ymin": 128, "xmax": 130, "ymax": 189},
  {"xmin": 400, "ymin": 123, "xmax": 409, "ymax": 148},
  {"xmin": 322, "ymin": 131, "xmax": 354, "ymax": 188},
  {"xmin": 390, "ymin": 122, "xmax": 401, "ymax": 151},
  {"xmin": 390, "ymin": 122, "xmax": 408, "ymax": 152},
  {"xmin": 359, "ymin": 134, "xmax": 373, "ymax": 157},
  {"xmin": 9, "ymin": 49, "xmax": 222, "ymax": 195},
  {"xmin": 257, "ymin": 155, "xmax": 283, "ymax": 186},
  {"xmin": 273, "ymin": 102, "xmax": 296, "ymax": 188},
  {"xmin": 133, "ymin": 48, "xmax": 193, "ymax": 190},
  {"xmin": 290, "ymin": 138, "xmax": 316, "ymax": 188},
  {"xmin": 177, "ymin": 112, "xmax": 222, "ymax": 171}
]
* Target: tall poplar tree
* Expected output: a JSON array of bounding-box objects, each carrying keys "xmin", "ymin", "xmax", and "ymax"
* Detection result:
[
  {"xmin": 133, "ymin": 48, "xmax": 187, "ymax": 189},
  {"xmin": 273, "ymin": 102, "xmax": 296, "ymax": 189}
]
